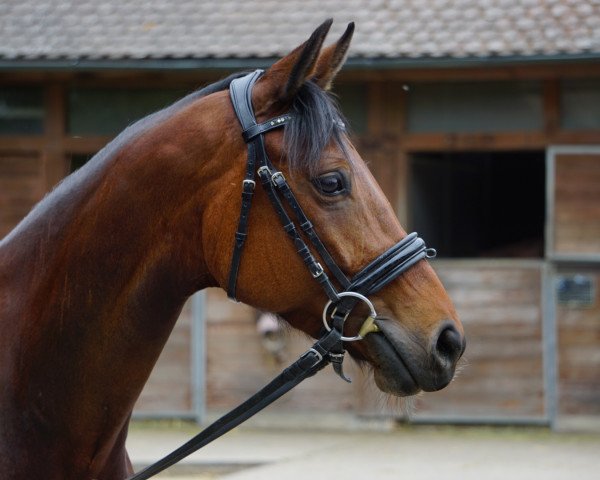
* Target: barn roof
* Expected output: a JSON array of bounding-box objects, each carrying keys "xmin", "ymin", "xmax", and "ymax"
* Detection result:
[{"xmin": 1, "ymin": 0, "xmax": 599, "ymax": 64}]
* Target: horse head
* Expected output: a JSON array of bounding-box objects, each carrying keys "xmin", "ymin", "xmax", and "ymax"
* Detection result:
[{"xmin": 201, "ymin": 20, "xmax": 465, "ymax": 396}]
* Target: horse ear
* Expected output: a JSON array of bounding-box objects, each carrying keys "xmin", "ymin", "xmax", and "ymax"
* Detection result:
[
  {"xmin": 311, "ymin": 22, "xmax": 354, "ymax": 91},
  {"xmin": 254, "ymin": 19, "xmax": 332, "ymax": 108}
]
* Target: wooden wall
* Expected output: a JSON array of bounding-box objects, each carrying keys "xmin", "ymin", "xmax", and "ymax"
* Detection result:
[
  {"xmin": 556, "ymin": 268, "xmax": 600, "ymax": 417},
  {"xmin": 553, "ymin": 153, "xmax": 600, "ymax": 255},
  {"xmin": 134, "ymin": 300, "xmax": 194, "ymax": 415},
  {"xmin": 202, "ymin": 263, "xmax": 548, "ymax": 423},
  {"xmin": 410, "ymin": 262, "xmax": 546, "ymax": 421},
  {"xmin": 549, "ymin": 151, "xmax": 600, "ymax": 421},
  {"xmin": 204, "ymin": 288, "xmax": 366, "ymax": 414},
  {"xmin": 2, "ymin": 66, "xmax": 600, "ymax": 425}
]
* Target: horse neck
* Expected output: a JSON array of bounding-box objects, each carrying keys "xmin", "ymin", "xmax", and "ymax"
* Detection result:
[{"xmin": 0, "ymin": 99, "xmax": 228, "ymax": 474}]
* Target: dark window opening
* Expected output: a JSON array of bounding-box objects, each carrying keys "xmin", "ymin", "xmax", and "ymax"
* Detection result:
[
  {"xmin": 406, "ymin": 81, "xmax": 543, "ymax": 133},
  {"xmin": 409, "ymin": 151, "xmax": 545, "ymax": 258},
  {"xmin": 67, "ymin": 87, "xmax": 188, "ymax": 136},
  {"xmin": 0, "ymin": 87, "xmax": 44, "ymax": 135}
]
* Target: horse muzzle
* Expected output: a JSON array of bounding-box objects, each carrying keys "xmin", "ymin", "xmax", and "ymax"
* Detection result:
[{"xmin": 363, "ymin": 317, "xmax": 466, "ymax": 396}]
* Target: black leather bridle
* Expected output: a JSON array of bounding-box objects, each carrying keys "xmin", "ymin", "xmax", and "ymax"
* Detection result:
[
  {"xmin": 228, "ymin": 69, "xmax": 435, "ymax": 346},
  {"xmin": 126, "ymin": 70, "xmax": 435, "ymax": 480}
]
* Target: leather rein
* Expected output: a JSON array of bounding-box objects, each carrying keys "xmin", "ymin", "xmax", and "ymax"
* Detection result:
[{"xmin": 126, "ymin": 70, "xmax": 435, "ymax": 480}]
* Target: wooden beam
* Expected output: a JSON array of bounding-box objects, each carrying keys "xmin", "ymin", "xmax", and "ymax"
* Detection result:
[
  {"xmin": 401, "ymin": 132, "xmax": 549, "ymax": 151},
  {"xmin": 42, "ymin": 83, "xmax": 68, "ymax": 190},
  {"xmin": 543, "ymin": 79, "xmax": 560, "ymax": 135},
  {"xmin": 0, "ymin": 71, "xmax": 73, "ymax": 84},
  {"xmin": 366, "ymin": 81, "xmax": 385, "ymax": 136},
  {"xmin": 365, "ymin": 81, "xmax": 407, "ymax": 135},
  {"xmin": 0, "ymin": 136, "xmax": 45, "ymax": 150},
  {"xmin": 340, "ymin": 62, "xmax": 600, "ymax": 83},
  {"xmin": 0, "ymin": 70, "xmax": 224, "ymax": 87},
  {"xmin": 363, "ymin": 82, "xmax": 410, "ymax": 222},
  {"xmin": 554, "ymin": 130, "xmax": 600, "ymax": 144},
  {"xmin": 396, "ymin": 150, "xmax": 409, "ymax": 228}
]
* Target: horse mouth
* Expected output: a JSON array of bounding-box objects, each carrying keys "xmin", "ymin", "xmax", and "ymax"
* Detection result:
[{"xmin": 361, "ymin": 320, "xmax": 422, "ymax": 396}]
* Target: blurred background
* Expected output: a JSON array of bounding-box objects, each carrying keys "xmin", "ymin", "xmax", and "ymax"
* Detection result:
[{"xmin": 1, "ymin": 0, "xmax": 599, "ymax": 441}]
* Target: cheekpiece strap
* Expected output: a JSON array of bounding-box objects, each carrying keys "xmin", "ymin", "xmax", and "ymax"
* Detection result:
[
  {"xmin": 226, "ymin": 71, "xmax": 299, "ymax": 301},
  {"xmin": 227, "ymin": 70, "xmax": 263, "ymax": 300}
]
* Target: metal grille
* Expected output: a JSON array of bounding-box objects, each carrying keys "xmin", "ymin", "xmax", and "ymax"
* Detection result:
[{"xmin": 556, "ymin": 275, "xmax": 595, "ymax": 307}]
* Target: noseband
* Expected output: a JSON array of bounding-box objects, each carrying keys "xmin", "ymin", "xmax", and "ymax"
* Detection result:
[{"xmin": 228, "ymin": 70, "xmax": 436, "ymax": 349}]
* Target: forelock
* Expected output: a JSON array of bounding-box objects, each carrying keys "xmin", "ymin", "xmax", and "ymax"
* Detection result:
[{"xmin": 283, "ymin": 81, "xmax": 349, "ymax": 176}]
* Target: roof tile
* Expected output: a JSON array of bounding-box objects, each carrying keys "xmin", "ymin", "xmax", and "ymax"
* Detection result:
[{"xmin": 0, "ymin": 0, "xmax": 598, "ymax": 61}]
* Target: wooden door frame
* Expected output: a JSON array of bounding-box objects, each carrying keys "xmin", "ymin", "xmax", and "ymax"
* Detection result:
[{"xmin": 545, "ymin": 145, "xmax": 600, "ymax": 429}]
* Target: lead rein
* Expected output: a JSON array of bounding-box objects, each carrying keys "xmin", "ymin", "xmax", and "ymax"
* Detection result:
[{"xmin": 125, "ymin": 327, "xmax": 345, "ymax": 480}]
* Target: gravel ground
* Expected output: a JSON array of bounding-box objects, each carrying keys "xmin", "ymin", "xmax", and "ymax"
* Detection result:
[{"xmin": 127, "ymin": 420, "xmax": 600, "ymax": 480}]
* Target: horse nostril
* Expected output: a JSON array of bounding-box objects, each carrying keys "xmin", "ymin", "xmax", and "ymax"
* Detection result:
[{"xmin": 435, "ymin": 325, "xmax": 465, "ymax": 365}]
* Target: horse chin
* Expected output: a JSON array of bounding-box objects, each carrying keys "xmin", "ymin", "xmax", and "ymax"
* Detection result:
[{"xmin": 364, "ymin": 331, "xmax": 422, "ymax": 397}]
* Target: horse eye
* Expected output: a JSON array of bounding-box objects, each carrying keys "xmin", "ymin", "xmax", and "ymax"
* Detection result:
[{"xmin": 313, "ymin": 172, "xmax": 347, "ymax": 196}]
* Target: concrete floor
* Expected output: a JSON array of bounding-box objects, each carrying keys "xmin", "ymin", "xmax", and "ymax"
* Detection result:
[{"xmin": 126, "ymin": 420, "xmax": 600, "ymax": 480}]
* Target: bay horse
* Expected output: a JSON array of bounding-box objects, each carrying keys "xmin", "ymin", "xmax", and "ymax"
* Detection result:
[{"xmin": 0, "ymin": 21, "xmax": 465, "ymax": 479}]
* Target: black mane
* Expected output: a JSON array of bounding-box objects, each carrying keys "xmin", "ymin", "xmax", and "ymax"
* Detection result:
[{"xmin": 284, "ymin": 81, "xmax": 349, "ymax": 176}]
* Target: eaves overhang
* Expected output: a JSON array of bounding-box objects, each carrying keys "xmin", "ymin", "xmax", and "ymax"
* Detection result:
[{"xmin": 1, "ymin": 53, "xmax": 600, "ymax": 72}]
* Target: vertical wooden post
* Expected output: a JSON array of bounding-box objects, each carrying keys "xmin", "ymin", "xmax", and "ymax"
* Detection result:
[
  {"xmin": 43, "ymin": 83, "xmax": 68, "ymax": 192},
  {"xmin": 543, "ymin": 79, "xmax": 560, "ymax": 140},
  {"xmin": 367, "ymin": 80, "xmax": 410, "ymax": 227},
  {"xmin": 395, "ymin": 83, "xmax": 409, "ymax": 228}
]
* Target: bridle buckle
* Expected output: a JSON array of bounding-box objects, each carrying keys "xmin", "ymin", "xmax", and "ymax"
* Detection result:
[
  {"xmin": 300, "ymin": 347, "xmax": 324, "ymax": 368},
  {"xmin": 242, "ymin": 179, "xmax": 256, "ymax": 190},
  {"xmin": 257, "ymin": 165, "xmax": 271, "ymax": 177},
  {"xmin": 311, "ymin": 262, "xmax": 324, "ymax": 278},
  {"xmin": 271, "ymin": 171, "xmax": 286, "ymax": 187}
]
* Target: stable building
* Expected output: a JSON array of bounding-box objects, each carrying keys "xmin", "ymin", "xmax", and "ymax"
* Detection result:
[{"xmin": 1, "ymin": 0, "xmax": 599, "ymax": 429}]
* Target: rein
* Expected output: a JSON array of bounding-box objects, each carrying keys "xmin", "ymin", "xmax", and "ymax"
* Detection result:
[
  {"xmin": 126, "ymin": 328, "xmax": 340, "ymax": 480},
  {"xmin": 125, "ymin": 70, "xmax": 435, "ymax": 480}
]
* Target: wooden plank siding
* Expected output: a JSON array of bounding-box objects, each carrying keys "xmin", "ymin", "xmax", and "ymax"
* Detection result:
[
  {"xmin": 556, "ymin": 268, "xmax": 600, "ymax": 417},
  {"xmin": 204, "ymin": 288, "xmax": 365, "ymax": 413},
  {"xmin": 134, "ymin": 300, "xmax": 194, "ymax": 414},
  {"xmin": 410, "ymin": 263, "xmax": 546, "ymax": 421},
  {"xmin": 201, "ymin": 263, "xmax": 548, "ymax": 423},
  {"xmin": 553, "ymin": 153, "xmax": 600, "ymax": 255}
]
